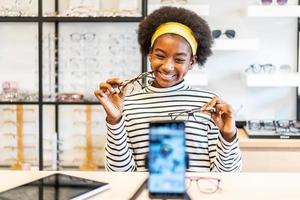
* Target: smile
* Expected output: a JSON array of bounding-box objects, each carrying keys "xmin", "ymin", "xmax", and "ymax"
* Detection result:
[{"xmin": 157, "ymin": 71, "xmax": 177, "ymax": 80}]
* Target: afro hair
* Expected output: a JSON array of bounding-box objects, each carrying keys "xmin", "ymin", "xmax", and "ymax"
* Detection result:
[{"xmin": 138, "ymin": 6, "xmax": 213, "ymax": 66}]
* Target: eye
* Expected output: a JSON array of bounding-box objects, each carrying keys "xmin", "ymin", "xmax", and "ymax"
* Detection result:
[
  {"xmin": 155, "ymin": 54, "xmax": 165, "ymax": 60},
  {"xmin": 175, "ymin": 58, "xmax": 186, "ymax": 63}
]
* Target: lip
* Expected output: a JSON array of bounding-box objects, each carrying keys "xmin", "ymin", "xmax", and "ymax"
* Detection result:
[{"xmin": 157, "ymin": 71, "xmax": 177, "ymax": 81}]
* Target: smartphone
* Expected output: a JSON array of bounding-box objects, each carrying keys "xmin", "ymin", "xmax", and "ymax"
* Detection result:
[{"xmin": 148, "ymin": 121, "xmax": 186, "ymax": 199}]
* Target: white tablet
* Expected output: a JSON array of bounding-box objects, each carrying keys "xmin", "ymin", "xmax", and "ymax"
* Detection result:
[{"xmin": 0, "ymin": 173, "xmax": 110, "ymax": 200}]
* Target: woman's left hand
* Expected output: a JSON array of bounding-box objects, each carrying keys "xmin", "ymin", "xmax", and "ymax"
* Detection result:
[{"xmin": 201, "ymin": 96, "xmax": 236, "ymax": 142}]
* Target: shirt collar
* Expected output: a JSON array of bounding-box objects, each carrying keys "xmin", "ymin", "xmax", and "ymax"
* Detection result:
[{"xmin": 146, "ymin": 80, "xmax": 188, "ymax": 93}]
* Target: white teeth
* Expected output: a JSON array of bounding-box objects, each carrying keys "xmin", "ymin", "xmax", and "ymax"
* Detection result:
[{"xmin": 159, "ymin": 72, "xmax": 175, "ymax": 78}]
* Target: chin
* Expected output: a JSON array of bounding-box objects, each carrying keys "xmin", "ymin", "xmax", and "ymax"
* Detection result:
[{"xmin": 155, "ymin": 80, "xmax": 180, "ymax": 88}]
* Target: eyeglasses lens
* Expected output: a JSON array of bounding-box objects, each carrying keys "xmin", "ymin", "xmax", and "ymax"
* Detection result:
[
  {"xmin": 248, "ymin": 120, "xmax": 261, "ymax": 130},
  {"xmin": 277, "ymin": 0, "xmax": 288, "ymax": 5},
  {"xmin": 70, "ymin": 33, "xmax": 81, "ymax": 42},
  {"xmin": 120, "ymin": 72, "xmax": 154, "ymax": 95},
  {"xmin": 197, "ymin": 178, "xmax": 219, "ymax": 194},
  {"xmin": 250, "ymin": 64, "xmax": 262, "ymax": 73},
  {"xmin": 84, "ymin": 33, "xmax": 95, "ymax": 42},
  {"xmin": 292, "ymin": 121, "xmax": 300, "ymax": 129},
  {"xmin": 261, "ymin": 0, "xmax": 273, "ymax": 5},
  {"xmin": 276, "ymin": 120, "xmax": 290, "ymax": 132},
  {"xmin": 224, "ymin": 30, "xmax": 235, "ymax": 39},
  {"xmin": 279, "ymin": 64, "xmax": 292, "ymax": 73},
  {"xmin": 212, "ymin": 30, "xmax": 222, "ymax": 39},
  {"xmin": 263, "ymin": 120, "xmax": 275, "ymax": 130},
  {"xmin": 262, "ymin": 64, "xmax": 275, "ymax": 73},
  {"xmin": 290, "ymin": 121, "xmax": 300, "ymax": 133}
]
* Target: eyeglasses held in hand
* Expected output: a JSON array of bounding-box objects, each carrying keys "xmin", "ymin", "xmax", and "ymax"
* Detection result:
[
  {"xmin": 261, "ymin": 0, "xmax": 288, "ymax": 6},
  {"xmin": 119, "ymin": 71, "xmax": 155, "ymax": 95},
  {"xmin": 169, "ymin": 108, "xmax": 215, "ymax": 123},
  {"xmin": 212, "ymin": 30, "xmax": 236, "ymax": 39},
  {"xmin": 186, "ymin": 176, "xmax": 221, "ymax": 194}
]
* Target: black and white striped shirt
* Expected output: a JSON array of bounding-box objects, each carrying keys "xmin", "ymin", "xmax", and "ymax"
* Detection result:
[{"xmin": 105, "ymin": 81, "xmax": 242, "ymax": 172}]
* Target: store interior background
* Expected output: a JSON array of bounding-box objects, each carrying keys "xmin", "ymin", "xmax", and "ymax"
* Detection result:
[{"xmin": 0, "ymin": 0, "xmax": 299, "ymax": 171}]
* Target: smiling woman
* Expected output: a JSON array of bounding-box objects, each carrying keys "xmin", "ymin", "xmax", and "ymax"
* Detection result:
[
  {"xmin": 149, "ymin": 34, "xmax": 194, "ymax": 88},
  {"xmin": 94, "ymin": 6, "xmax": 242, "ymax": 173}
]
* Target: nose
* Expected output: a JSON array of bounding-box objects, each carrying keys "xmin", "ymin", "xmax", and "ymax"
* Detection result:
[{"xmin": 161, "ymin": 59, "xmax": 175, "ymax": 72}]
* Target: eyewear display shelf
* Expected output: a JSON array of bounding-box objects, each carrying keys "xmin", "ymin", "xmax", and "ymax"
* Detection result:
[
  {"xmin": 243, "ymin": 127, "xmax": 300, "ymax": 139},
  {"xmin": 297, "ymin": 0, "xmax": 300, "ymax": 121},
  {"xmin": 0, "ymin": 0, "xmax": 148, "ymax": 170}
]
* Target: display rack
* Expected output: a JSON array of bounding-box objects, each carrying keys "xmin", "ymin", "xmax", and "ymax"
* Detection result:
[
  {"xmin": 9, "ymin": 105, "xmax": 25, "ymax": 170},
  {"xmin": 297, "ymin": 0, "xmax": 300, "ymax": 121},
  {"xmin": 0, "ymin": 0, "xmax": 148, "ymax": 170},
  {"xmin": 79, "ymin": 105, "xmax": 97, "ymax": 170}
]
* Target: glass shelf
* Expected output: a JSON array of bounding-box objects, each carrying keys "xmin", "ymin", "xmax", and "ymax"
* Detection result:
[
  {"xmin": 212, "ymin": 39, "xmax": 259, "ymax": 51},
  {"xmin": 242, "ymin": 73, "xmax": 300, "ymax": 87},
  {"xmin": 0, "ymin": 16, "xmax": 143, "ymax": 22},
  {"xmin": 247, "ymin": 5, "xmax": 300, "ymax": 17},
  {"xmin": 147, "ymin": 4, "xmax": 209, "ymax": 16}
]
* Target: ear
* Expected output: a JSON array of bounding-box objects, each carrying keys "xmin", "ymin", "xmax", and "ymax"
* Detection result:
[{"xmin": 188, "ymin": 55, "xmax": 197, "ymax": 70}]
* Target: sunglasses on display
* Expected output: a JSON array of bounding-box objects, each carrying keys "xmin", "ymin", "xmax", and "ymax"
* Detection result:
[
  {"xmin": 212, "ymin": 30, "xmax": 235, "ymax": 39},
  {"xmin": 261, "ymin": 0, "xmax": 288, "ymax": 5}
]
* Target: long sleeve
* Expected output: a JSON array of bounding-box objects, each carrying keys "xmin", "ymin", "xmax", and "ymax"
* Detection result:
[
  {"xmin": 104, "ymin": 116, "xmax": 136, "ymax": 172},
  {"xmin": 102, "ymin": 82, "xmax": 242, "ymax": 172},
  {"xmin": 208, "ymin": 126, "xmax": 242, "ymax": 172}
]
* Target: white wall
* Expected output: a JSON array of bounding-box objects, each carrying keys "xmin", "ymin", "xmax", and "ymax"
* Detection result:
[{"xmin": 204, "ymin": 0, "xmax": 298, "ymax": 121}]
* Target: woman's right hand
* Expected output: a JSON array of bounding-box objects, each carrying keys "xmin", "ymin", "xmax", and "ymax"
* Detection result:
[{"xmin": 94, "ymin": 78, "xmax": 125, "ymax": 125}]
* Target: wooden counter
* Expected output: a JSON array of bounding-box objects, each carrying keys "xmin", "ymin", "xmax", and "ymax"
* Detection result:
[
  {"xmin": 238, "ymin": 128, "xmax": 300, "ymax": 172},
  {"xmin": 0, "ymin": 171, "xmax": 300, "ymax": 200},
  {"xmin": 238, "ymin": 128, "xmax": 300, "ymax": 148}
]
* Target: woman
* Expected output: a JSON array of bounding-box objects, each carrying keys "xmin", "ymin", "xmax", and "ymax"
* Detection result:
[{"xmin": 94, "ymin": 6, "xmax": 242, "ymax": 172}]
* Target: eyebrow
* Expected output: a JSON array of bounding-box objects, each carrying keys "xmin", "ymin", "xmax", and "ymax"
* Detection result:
[{"xmin": 154, "ymin": 48, "xmax": 188, "ymax": 56}]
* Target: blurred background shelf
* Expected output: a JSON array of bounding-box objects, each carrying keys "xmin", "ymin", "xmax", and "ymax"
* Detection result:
[
  {"xmin": 247, "ymin": 5, "xmax": 300, "ymax": 17},
  {"xmin": 184, "ymin": 70, "xmax": 208, "ymax": 86},
  {"xmin": 212, "ymin": 39, "xmax": 259, "ymax": 51},
  {"xmin": 147, "ymin": 4, "xmax": 209, "ymax": 16},
  {"xmin": 242, "ymin": 73, "xmax": 300, "ymax": 87}
]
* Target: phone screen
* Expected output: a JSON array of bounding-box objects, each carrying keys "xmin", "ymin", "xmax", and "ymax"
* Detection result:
[{"xmin": 148, "ymin": 121, "xmax": 186, "ymax": 198}]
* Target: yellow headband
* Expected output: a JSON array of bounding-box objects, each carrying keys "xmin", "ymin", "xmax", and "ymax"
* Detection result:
[{"xmin": 151, "ymin": 22, "xmax": 198, "ymax": 55}]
